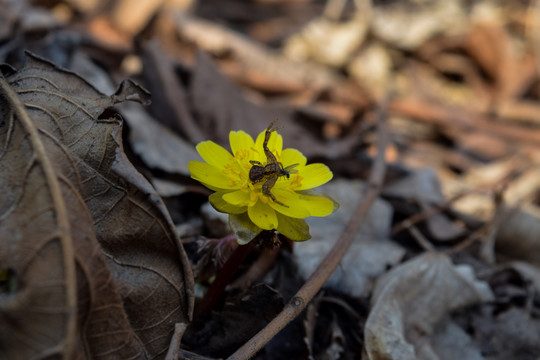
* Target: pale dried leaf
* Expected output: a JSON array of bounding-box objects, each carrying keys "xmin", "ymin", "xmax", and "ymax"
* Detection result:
[
  {"xmin": 284, "ymin": 11, "xmax": 369, "ymax": 67},
  {"xmin": 372, "ymin": 0, "xmax": 468, "ymax": 50},
  {"xmin": 297, "ymin": 179, "xmax": 405, "ymax": 298},
  {"xmin": 365, "ymin": 252, "xmax": 493, "ymax": 360}
]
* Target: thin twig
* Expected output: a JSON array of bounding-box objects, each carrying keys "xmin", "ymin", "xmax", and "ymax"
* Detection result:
[
  {"xmin": 165, "ymin": 322, "xmax": 188, "ymax": 360},
  {"xmin": 227, "ymin": 97, "xmax": 390, "ymax": 360},
  {"xmin": 406, "ymin": 222, "xmax": 435, "ymax": 251},
  {"xmin": 391, "ymin": 192, "xmax": 470, "ymax": 236},
  {"xmin": 391, "ymin": 163, "xmax": 534, "ymax": 236}
]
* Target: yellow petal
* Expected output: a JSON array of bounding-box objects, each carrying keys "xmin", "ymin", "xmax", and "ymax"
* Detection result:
[
  {"xmin": 222, "ymin": 190, "xmax": 251, "ymax": 207},
  {"xmin": 271, "ymin": 132, "xmax": 283, "ymax": 155},
  {"xmin": 268, "ymin": 189, "xmax": 310, "ymax": 218},
  {"xmin": 209, "ymin": 192, "xmax": 246, "ymax": 214},
  {"xmin": 281, "ymin": 148, "xmax": 307, "ymax": 167},
  {"xmin": 297, "ymin": 192, "xmax": 337, "ymax": 217},
  {"xmin": 248, "ymin": 199, "xmax": 278, "ymax": 230},
  {"xmin": 295, "ymin": 163, "xmax": 333, "ymax": 190},
  {"xmin": 230, "ymin": 130, "xmax": 255, "ymax": 156},
  {"xmin": 196, "ymin": 141, "xmax": 234, "ymax": 170},
  {"xmin": 188, "ymin": 161, "xmax": 239, "ymax": 190}
]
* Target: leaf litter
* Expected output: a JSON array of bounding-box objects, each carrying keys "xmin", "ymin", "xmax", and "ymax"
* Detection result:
[
  {"xmin": 0, "ymin": 52, "xmax": 193, "ymax": 358},
  {"xmin": 1, "ymin": 0, "xmax": 540, "ymax": 359}
]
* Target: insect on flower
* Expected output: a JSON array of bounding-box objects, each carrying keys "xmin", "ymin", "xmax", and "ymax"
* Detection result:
[
  {"xmin": 249, "ymin": 121, "xmax": 299, "ymax": 207},
  {"xmin": 188, "ymin": 120, "xmax": 338, "ymax": 243}
]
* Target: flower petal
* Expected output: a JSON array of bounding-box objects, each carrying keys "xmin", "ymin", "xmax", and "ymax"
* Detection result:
[
  {"xmin": 196, "ymin": 141, "xmax": 234, "ymax": 170},
  {"xmin": 281, "ymin": 148, "xmax": 307, "ymax": 167},
  {"xmin": 296, "ymin": 192, "xmax": 337, "ymax": 216},
  {"xmin": 295, "ymin": 163, "xmax": 333, "ymax": 190},
  {"xmin": 230, "ymin": 130, "xmax": 255, "ymax": 156},
  {"xmin": 271, "ymin": 132, "xmax": 283, "ymax": 155},
  {"xmin": 188, "ymin": 161, "xmax": 239, "ymax": 190},
  {"xmin": 268, "ymin": 189, "xmax": 310, "ymax": 218},
  {"xmin": 248, "ymin": 199, "xmax": 278, "ymax": 230},
  {"xmin": 209, "ymin": 192, "xmax": 246, "ymax": 214},
  {"xmin": 222, "ymin": 190, "xmax": 251, "ymax": 207},
  {"xmin": 276, "ymin": 213, "xmax": 311, "ymax": 241}
]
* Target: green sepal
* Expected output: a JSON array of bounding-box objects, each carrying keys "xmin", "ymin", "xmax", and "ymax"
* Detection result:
[
  {"xmin": 276, "ymin": 213, "xmax": 311, "ymax": 241},
  {"xmin": 229, "ymin": 213, "xmax": 263, "ymax": 245},
  {"xmin": 209, "ymin": 191, "xmax": 247, "ymax": 214}
]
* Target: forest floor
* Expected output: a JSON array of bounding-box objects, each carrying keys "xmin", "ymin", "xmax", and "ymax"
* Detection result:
[{"xmin": 1, "ymin": 0, "xmax": 540, "ymax": 359}]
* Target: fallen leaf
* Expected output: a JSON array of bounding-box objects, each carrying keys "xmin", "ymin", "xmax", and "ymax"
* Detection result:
[
  {"xmin": 0, "ymin": 68, "xmax": 81, "ymax": 358},
  {"xmin": 364, "ymin": 252, "xmax": 493, "ymax": 360},
  {"xmin": 384, "ymin": 168, "xmax": 466, "ymax": 241},
  {"xmin": 428, "ymin": 319, "xmax": 484, "ymax": 360},
  {"xmin": 189, "ymin": 51, "xmax": 292, "ymax": 147},
  {"xmin": 495, "ymin": 204, "xmax": 540, "ymax": 267},
  {"xmin": 473, "ymin": 308, "xmax": 540, "ymax": 360},
  {"xmin": 371, "ymin": 0, "xmax": 468, "ymax": 50},
  {"xmin": 120, "ymin": 102, "xmax": 199, "ymax": 175},
  {"xmin": 0, "ymin": 58, "xmax": 144, "ymax": 358},
  {"xmin": 284, "ymin": 11, "xmax": 369, "ymax": 68},
  {"xmin": 141, "ymin": 40, "xmax": 204, "ymax": 141},
  {"xmin": 0, "ymin": 52, "xmax": 194, "ymax": 357},
  {"xmin": 296, "ymin": 179, "xmax": 405, "ymax": 298}
]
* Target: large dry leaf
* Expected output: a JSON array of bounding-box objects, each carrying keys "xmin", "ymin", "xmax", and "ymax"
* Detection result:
[
  {"xmin": 0, "ymin": 52, "xmax": 193, "ymax": 357},
  {"xmin": 0, "ymin": 74, "xmax": 79, "ymax": 358},
  {"xmin": 364, "ymin": 252, "xmax": 493, "ymax": 360}
]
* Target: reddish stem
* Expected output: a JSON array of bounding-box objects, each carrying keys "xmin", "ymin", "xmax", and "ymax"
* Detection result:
[{"xmin": 195, "ymin": 237, "xmax": 258, "ymax": 315}]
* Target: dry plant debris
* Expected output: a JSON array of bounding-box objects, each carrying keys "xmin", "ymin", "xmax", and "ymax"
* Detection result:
[
  {"xmin": 0, "ymin": 53, "xmax": 193, "ymax": 358},
  {"xmin": 0, "ymin": 0, "xmax": 540, "ymax": 359}
]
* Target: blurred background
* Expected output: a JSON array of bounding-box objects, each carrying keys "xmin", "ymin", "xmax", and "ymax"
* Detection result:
[{"xmin": 2, "ymin": 0, "xmax": 538, "ymax": 221}]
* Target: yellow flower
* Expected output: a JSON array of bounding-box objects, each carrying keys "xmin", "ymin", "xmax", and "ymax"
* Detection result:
[{"xmin": 188, "ymin": 126, "xmax": 338, "ymax": 244}]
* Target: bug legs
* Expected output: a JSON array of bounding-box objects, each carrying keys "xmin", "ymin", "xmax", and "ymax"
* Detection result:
[{"xmin": 262, "ymin": 177, "xmax": 288, "ymax": 207}]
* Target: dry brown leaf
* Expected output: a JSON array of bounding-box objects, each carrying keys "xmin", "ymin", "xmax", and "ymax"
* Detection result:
[
  {"xmin": 141, "ymin": 40, "xmax": 204, "ymax": 141},
  {"xmin": 120, "ymin": 102, "xmax": 199, "ymax": 175},
  {"xmin": 364, "ymin": 252, "xmax": 493, "ymax": 360},
  {"xmin": 0, "ymin": 69, "xmax": 79, "ymax": 359},
  {"xmin": 189, "ymin": 51, "xmax": 293, "ymax": 147},
  {"xmin": 495, "ymin": 204, "xmax": 540, "ymax": 267},
  {"xmin": 188, "ymin": 51, "xmax": 361, "ymax": 159},
  {"xmin": 0, "ymin": 52, "xmax": 193, "ymax": 357}
]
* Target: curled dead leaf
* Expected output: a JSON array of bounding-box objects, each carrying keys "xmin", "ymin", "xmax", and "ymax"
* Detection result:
[
  {"xmin": 364, "ymin": 252, "xmax": 493, "ymax": 360},
  {"xmin": 0, "ymin": 52, "xmax": 193, "ymax": 358}
]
